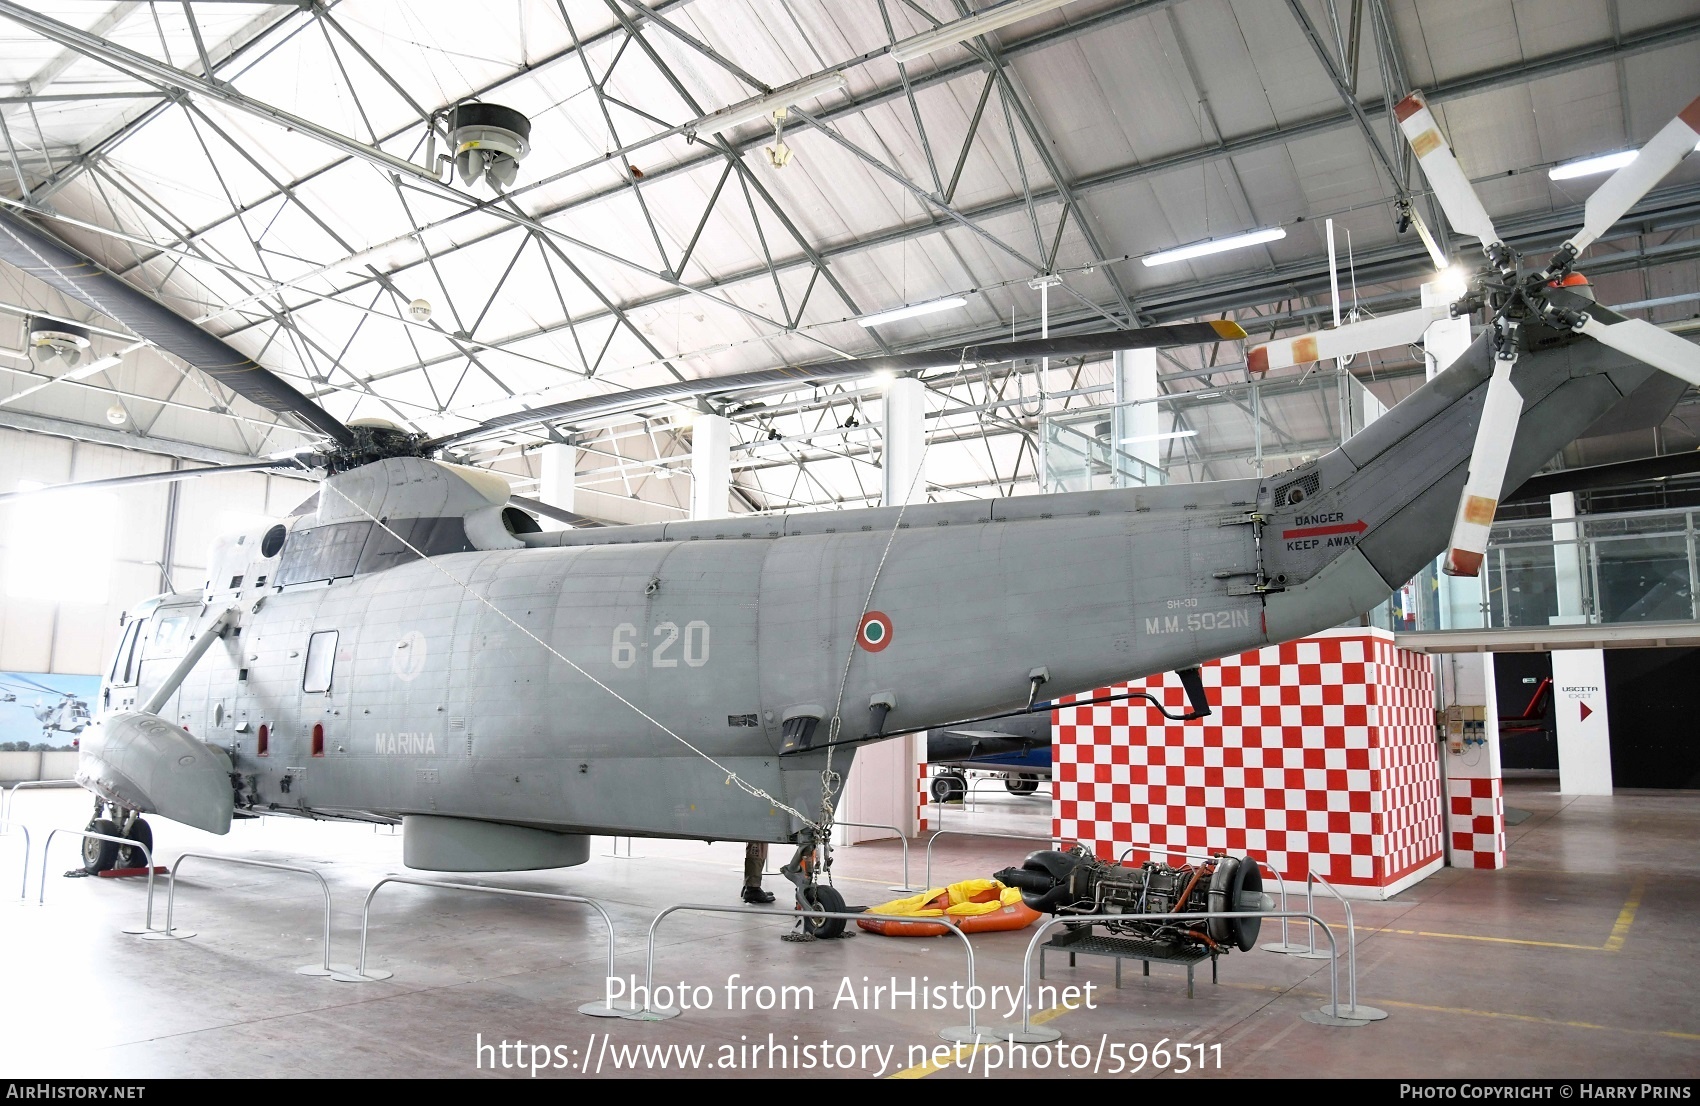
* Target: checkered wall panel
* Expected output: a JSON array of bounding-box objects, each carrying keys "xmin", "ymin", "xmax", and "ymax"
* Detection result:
[
  {"xmin": 1447, "ymin": 775, "xmax": 1505, "ymax": 869},
  {"xmin": 1053, "ymin": 630, "xmax": 1442, "ymax": 891}
]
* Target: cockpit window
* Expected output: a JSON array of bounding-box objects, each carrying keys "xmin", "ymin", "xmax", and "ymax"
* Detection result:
[
  {"xmin": 145, "ymin": 612, "xmax": 193, "ymax": 658},
  {"xmin": 109, "ymin": 620, "xmax": 143, "ymax": 685}
]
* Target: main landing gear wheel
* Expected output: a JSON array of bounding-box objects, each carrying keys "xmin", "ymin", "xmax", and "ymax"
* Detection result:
[
  {"xmin": 800, "ymin": 884, "xmax": 846, "ymax": 939},
  {"xmin": 930, "ymin": 773, "xmax": 966, "ymax": 803},
  {"xmin": 117, "ymin": 818, "xmax": 153, "ymax": 870},
  {"xmin": 82, "ymin": 819, "xmax": 121, "ymax": 874},
  {"xmin": 1005, "ymin": 777, "xmax": 1040, "ymax": 795}
]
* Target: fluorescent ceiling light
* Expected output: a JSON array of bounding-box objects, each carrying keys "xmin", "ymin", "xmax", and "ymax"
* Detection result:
[
  {"xmin": 1119, "ymin": 429, "xmax": 1197, "ymax": 444},
  {"xmin": 1547, "ymin": 141, "xmax": 1700, "ymax": 181},
  {"xmin": 690, "ymin": 72, "xmax": 848, "ymax": 135},
  {"xmin": 1549, "ymin": 150, "xmax": 1638, "ymax": 181},
  {"xmin": 891, "ymin": 0, "xmax": 1078, "ymax": 63},
  {"xmin": 1141, "ymin": 227, "xmax": 1286, "ymax": 267},
  {"xmin": 857, "ymin": 296, "xmax": 968, "ymax": 328}
]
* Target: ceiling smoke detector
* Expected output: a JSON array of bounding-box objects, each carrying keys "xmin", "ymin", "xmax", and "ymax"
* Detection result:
[
  {"xmin": 438, "ymin": 102, "xmax": 532, "ymax": 191},
  {"xmin": 27, "ymin": 318, "xmax": 91, "ymax": 371}
]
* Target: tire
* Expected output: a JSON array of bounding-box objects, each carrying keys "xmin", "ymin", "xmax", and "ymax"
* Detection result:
[
  {"xmin": 82, "ymin": 819, "xmax": 121, "ymax": 874},
  {"xmin": 117, "ymin": 818, "xmax": 153, "ymax": 871},
  {"xmin": 930, "ymin": 774, "xmax": 965, "ymax": 803},
  {"xmin": 801, "ymin": 883, "xmax": 846, "ymax": 939},
  {"xmin": 1005, "ymin": 777, "xmax": 1040, "ymax": 795}
]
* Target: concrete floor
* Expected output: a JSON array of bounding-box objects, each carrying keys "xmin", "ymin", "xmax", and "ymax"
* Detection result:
[{"xmin": 0, "ymin": 779, "xmax": 1694, "ymax": 1080}]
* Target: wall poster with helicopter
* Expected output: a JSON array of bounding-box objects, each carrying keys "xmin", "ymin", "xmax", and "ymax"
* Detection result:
[{"xmin": 0, "ymin": 671, "xmax": 98, "ymax": 749}]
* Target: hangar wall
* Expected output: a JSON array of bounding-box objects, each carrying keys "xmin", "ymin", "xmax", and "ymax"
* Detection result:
[
  {"xmin": 0, "ymin": 426, "xmax": 308, "ymax": 676},
  {"xmin": 1054, "ymin": 628, "xmax": 1442, "ymax": 897}
]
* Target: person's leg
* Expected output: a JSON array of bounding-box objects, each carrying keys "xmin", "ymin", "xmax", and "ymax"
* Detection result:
[{"xmin": 742, "ymin": 842, "xmax": 774, "ymax": 903}]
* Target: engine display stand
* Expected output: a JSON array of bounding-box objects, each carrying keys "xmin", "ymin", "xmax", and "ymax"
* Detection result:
[{"xmin": 1039, "ymin": 927, "xmax": 1218, "ymax": 999}]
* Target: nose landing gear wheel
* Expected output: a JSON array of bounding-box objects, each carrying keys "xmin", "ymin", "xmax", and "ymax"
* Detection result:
[
  {"xmin": 81, "ymin": 819, "xmax": 121, "ymax": 874},
  {"xmin": 800, "ymin": 884, "xmax": 846, "ymax": 939},
  {"xmin": 117, "ymin": 818, "xmax": 152, "ymax": 870}
]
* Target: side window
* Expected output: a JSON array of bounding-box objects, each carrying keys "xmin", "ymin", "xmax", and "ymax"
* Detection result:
[
  {"xmin": 303, "ymin": 630, "xmax": 338, "ymax": 694},
  {"xmin": 109, "ymin": 620, "xmax": 143, "ymax": 685},
  {"xmin": 145, "ymin": 613, "xmax": 192, "ymax": 658}
]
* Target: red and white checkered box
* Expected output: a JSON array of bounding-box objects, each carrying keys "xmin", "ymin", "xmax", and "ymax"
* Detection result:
[
  {"xmin": 1446, "ymin": 775, "xmax": 1505, "ymax": 870},
  {"xmin": 1053, "ymin": 629, "xmax": 1443, "ymax": 897}
]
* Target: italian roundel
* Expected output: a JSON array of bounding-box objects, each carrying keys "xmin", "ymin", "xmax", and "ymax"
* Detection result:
[{"xmin": 857, "ymin": 611, "xmax": 893, "ymax": 652}]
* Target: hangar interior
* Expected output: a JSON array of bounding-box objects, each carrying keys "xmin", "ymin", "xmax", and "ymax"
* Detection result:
[{"xmin": 0, "ymin": 0, "xmax": 1697, "ymax": 1080}]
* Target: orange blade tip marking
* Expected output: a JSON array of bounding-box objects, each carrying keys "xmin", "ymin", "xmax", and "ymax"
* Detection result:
[
  {"xmin": 1444, "ymin": 549, "xmax": 1484, "ymax": 577},
  {"xmin": 1463, "ymin": 494, "xmax": 1498, "ymax": 526},
  {"xmin": 1680, "ymin": 95, "xmax": 1700, "ymax": 132}
]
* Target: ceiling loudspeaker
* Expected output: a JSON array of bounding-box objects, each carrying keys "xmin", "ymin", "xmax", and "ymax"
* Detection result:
[
  {"xmin": 27, "ymin": 317, "xmax": 90, "ymax": 371},
  {"xmin": 445, "ymin": 102, "xmax": 531, "ymax": 191}
]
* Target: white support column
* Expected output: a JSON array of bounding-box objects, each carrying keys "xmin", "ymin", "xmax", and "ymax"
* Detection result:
[
  {"xmin": 1445, "ymin": 653, "xmax": 1506, "ymax": 869},
  {"xmin": 881, "ymin": 376, "xmax": 926, "ymax": 507},
  {"xmin": 1550, "ymin": 491, "xmax": 1587, "ymax": 624},
  {"xmin": 689, "ymin": 413, "xmax": 731, "ymax": 521},
  {"xmin": 1112, "ymin": 347, "xmax": 1160, "ymax": 484},
  {"xmin": 840, "ymin": 377, "xmax": 926, "ymax": 847},
  {"xmin": 536, "ymin": 443, "xmax": 576, "ymax": 531},
  {"xmin": 1552, "ymin": 649, "xmax": 1612, "ymax": 795}
]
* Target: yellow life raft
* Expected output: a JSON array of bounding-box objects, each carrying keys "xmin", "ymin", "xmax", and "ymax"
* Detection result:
[{"xmin": 857, "ymin": 878, "xmax": 1041, "ymax": 937}]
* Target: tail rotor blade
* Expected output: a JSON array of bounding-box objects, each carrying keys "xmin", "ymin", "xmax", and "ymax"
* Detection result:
[
  {"xmin": 1444, "ymin": 327, "xmax": 1524, "ymax": 577},
  {"xmin": 1564, "ymin": 96, "xmax": 1700, "ymax": 259},
  {"xmin": 1575, "ymin": 307, "xmax": 1700, "ymax": 389},
  {"xmin": 1248, "ymin": 306, "xmax": 1442, "ymax": 374},
  {"xmin": 1394, "ymin": 91, "xmax": 1504, "ymax": 255}
]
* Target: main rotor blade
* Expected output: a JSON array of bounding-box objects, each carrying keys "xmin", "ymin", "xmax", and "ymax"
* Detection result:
[
  {"xmin": 1576, "ymin": 306, "xmax": 1700, "ymax": 389},
  {"xmin": 1247, "ymin": 306, "xmax": 1443, "ymax": 374},
  {"xmin": 1394, "ymin": 91, "xmax": 1503, "ymax": 253},
  {"xmin": 1443, "ymin": 331, "xmax": 1524, "ymax": 577},
  {"xmin": 508, "ymin": 495, "xmax": 605, "ymax": 528},
  {"xmin": 429, "ymin": 322, "xmax": 1247, "ymax": 449},
  {"xmin": 0, "ymin": 460, "xmax": 304, "ymax": 505},
  {"xmin": 1507, "ymin": 450, "xmax": 1700, "ymax": 503},
  {"xmin": 1566, "ymin": 96, "xmax": 1700, "ymax": 258},
  {"xmin": 0, "ymin": 209, "xmax": 355, "ymax": 448}
]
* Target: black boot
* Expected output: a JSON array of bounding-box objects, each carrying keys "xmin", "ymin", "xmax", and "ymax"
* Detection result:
[{"xmin": 742, "ymin": 885, "xmax": 775, "ymax": 904}]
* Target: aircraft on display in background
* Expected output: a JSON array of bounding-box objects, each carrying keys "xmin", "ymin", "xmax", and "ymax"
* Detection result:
[
  {"xmin": 926, "ymin": 714, "xmax": 1052, "ymax": 802},
  {"xmin": 0, "ymin": 91, "xmax": 1695, "ymax": 936},
  {"xmin": 0, "ymin": 674, "xmax": 93, "ymax": 742}
]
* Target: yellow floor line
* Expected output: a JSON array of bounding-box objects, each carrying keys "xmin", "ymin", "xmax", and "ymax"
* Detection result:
[
  {"xmin": 1356, "ymin": 876, "xmax": 1646, "ymax": 953},
  {"xmin": 1602, "ymin": 876, "xmax": 1645, "ymax": 952},
  {"xmin": 1217, "ymin": 982, "xmax": 1700, "ymax": 1042},
  {"xmin": 887, "ymin": 1003, "xmax": 1072, "ymax": 1079}
]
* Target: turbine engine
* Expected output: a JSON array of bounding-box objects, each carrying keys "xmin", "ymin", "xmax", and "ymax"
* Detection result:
[{"xmin": 995, "ymin": 845, "xmax": 1269, "ymax": 953}]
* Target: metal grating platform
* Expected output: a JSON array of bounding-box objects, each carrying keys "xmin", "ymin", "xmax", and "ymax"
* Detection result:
[{"xmin": 1041, "ymin": 930, "xmax": 1218, "ymax": 998}]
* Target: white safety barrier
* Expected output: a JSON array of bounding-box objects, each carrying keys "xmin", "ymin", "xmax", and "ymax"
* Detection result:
[
  {"xmin": 336, "ymin": 875, "xmax": 623, "ymax": 1019},
  {"xmin": 36, "ymin": 826, "xmax": 158, "ymax": 933},
  {"xmin": 638, "ymin": 902, "xmax": 988, "ymax": 1043},
  {"xmin": 1003, "ymin": 909, "xmax": 1366, "ymax": 1042},
  {"xmin": 143, "ymin": 852, "xmax": 343, "ymax": 977}
]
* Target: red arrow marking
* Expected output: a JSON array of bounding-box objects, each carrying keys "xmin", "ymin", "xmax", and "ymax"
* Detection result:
[
  {"xmin": 1281, "ymin": 519, "xmax": 1368, "ymax": 540},
  {"xmin": 1580, "ymin": 702, "xmax": 1593, "ymax": 723}
]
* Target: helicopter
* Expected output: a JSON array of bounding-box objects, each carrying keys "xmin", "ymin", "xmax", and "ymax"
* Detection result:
[
  {"xmin": 0, "ymin": 91, "xmax": 1695, "ymax": 935},
  {"xmin": 1, "ymin": 674, "xmax": 92, "ymax": 738}
]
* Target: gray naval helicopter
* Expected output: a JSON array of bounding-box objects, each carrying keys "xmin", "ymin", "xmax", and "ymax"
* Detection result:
[{"xmin": 2, "ymin": 89, "xmax": 1695, "ymax": 935}]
